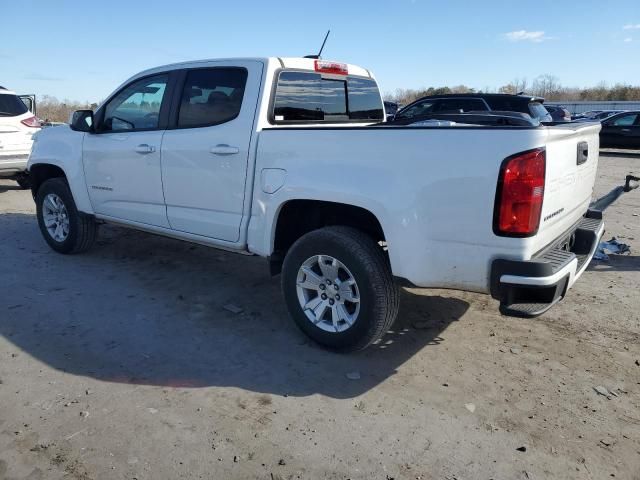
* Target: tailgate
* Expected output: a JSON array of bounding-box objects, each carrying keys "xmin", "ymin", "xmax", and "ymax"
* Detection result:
[{"xmin": 534, "ymin": 122, "xmax": 601, "ymax": 252}]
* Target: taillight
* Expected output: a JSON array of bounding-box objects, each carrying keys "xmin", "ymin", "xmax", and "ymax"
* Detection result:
[
  {"xmin": 21, "ymin": 115, "xmax": 41, "ymax": 128},
  {"xmin": 314, "ymin": 60, "xmax": 348, "ymax": 75},
  {"xmin": 494, "ymin": 148, "xmax": 546, "ymax": 237}
]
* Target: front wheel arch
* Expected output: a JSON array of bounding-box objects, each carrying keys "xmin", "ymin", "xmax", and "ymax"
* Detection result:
[{"xmin": 29, "ymin": 163, "xmax": 67, "ymax": 198}]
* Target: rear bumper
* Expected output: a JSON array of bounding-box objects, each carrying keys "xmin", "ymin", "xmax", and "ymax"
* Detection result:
[
  {"xmin": 490, "ymin": 214, "xmax": 604, "ymax": 317},
  {"xmin": 0, "ymin": 154, "xmax": 29, "ymax": 176}
]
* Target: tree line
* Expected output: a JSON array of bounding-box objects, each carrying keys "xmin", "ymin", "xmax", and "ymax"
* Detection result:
[
  {"xmin": 36, "ymin": 95, "xmax": 97, "ymax": 123},
  {"xmin": 385, "ymin": 74, "xmax": 640, "ymax": 105},
  {"xmin": 36, "ymin": 74, "xmax": 640, "ymax": 123}
]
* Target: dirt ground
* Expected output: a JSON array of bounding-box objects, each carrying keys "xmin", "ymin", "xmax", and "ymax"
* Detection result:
[{"xmin": 1, "ymin": 152, "xmax": 639, "ymax": 480}]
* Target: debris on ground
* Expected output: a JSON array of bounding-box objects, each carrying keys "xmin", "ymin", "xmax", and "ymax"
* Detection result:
[
  {"xmin": 464, "ymin": 403, "xmax": 476, "ymax": 413},
  {"xmin": 600, "ymin": 437, "xmax": 616, "ymax": 447},
  {"xmin": 345, "ymin": 371, "xmax": 361, "ymax": 380},
  {"xmin": 516, "ymin": 446, "xmax": 527, "ymax": 452},
  {"xmin": 223, "ymin": 303, "xmax": 244, "ymax": 314},
  {"xmin": 593, "ymin": 386, "xmax": 612, "ymax": 399},
  {"xmin": 594, "ymin": 237, "xmax": 631, "ymax": 260},
  {"xmin": 510, "ymin": 347, "xmax": 521, "ymax": 354}
]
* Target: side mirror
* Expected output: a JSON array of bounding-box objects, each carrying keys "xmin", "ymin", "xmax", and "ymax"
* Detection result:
[{"xmin": 70, "ymin": 110, "xmax": 94, "ymax": 132}]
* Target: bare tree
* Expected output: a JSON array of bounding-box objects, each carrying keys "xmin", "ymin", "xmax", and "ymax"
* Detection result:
[{"xmin": 36, "ymin": 96, "xmax": 93, "ymax": 123}]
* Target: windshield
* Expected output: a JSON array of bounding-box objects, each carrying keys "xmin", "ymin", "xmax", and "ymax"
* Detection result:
[{"xmin": 0, "ymin": 93, "xmax": 29, "ymax": 117}]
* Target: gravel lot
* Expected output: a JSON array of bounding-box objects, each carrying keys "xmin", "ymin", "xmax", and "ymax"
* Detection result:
[{"xmin": 1, "ymin": 152, "xmax": 639, "ymax": 480}]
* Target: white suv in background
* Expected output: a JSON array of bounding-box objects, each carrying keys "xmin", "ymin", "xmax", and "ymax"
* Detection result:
[{"xmin": 0, "ymin": 86, "xmax": 40, "ymax": 188}]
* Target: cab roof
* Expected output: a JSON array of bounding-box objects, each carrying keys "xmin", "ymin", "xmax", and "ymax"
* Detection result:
[{"xmin": 138, "ymin": 57, "xmax": 372, "ymax": 79}]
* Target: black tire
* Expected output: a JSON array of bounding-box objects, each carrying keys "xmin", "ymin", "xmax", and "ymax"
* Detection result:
[
  {"xmin": 282, "ymin": 226, "xmax": 399, "ymax": 352},
  {"xmin": 16, "ymin": 174, "xmax": 31, "ymax": 190},
  {"xmin": 36, "ymin": 177, "xmax": 97, "ymax": 254}
]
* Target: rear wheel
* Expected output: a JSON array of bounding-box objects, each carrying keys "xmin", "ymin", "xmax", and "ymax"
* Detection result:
[
  {"xmin": 282, "ymin": 226, "xmax": 399, "ymax": 352},
  {"xmin": 36, "ymin": 178, "xmax": 97, "ymax": 254}
]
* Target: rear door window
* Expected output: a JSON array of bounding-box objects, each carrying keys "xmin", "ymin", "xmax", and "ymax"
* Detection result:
[
  {"xmin": 178, "ymin": 68, "xmax": 247, "ymax": 128},
  {"xmin": 272, "ymin": 71, "xmax": 383, "ymax": 123},
  {"xmin": 0, "ymin": 94, "xmax": 29, "ymax": 117}
]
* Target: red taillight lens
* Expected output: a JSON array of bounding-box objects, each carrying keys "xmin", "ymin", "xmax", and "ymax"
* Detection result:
[
  {"xmin": 314, "ymin": 60, "xmax": 348, "ymax": 75},
  {"xmin": 494, "ymin": 148, "xmax": 546, "ymax": 237},
  {"xmin": 21, "ymin": 115, "xmax": 42, "ymax": 128}
]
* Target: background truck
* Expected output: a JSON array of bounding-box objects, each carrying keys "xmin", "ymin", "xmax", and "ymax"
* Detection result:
[{"xmin": 28, "ymin": 57, "xmax": 605, "ymax": 351}]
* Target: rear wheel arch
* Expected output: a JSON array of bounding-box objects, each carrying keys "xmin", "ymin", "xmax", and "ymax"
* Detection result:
[{"xmin": 270, "ymin": 199, "xmax": 388, "ymax": 273}]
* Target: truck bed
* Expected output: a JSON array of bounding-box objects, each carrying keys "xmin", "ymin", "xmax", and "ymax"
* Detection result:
[{"xmin": 251, "ymin": 122, "xmax": 601, "ymax": 293}]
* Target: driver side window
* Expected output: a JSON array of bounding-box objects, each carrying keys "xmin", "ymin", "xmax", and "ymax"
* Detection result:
[{"xmin": 101, "ymin": 74, "xmax": 168, "ymax": 132}]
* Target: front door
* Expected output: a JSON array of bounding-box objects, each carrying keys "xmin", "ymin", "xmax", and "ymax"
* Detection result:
[
  {"xmin": 83, "ymin": 73, "xmax": 172, "ymax": 227},
  {"xmin": 160, "ymin": 61, "xmax": 262, "ymax": 242}
]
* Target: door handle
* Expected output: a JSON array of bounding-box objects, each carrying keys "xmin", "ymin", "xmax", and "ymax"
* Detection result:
[
  {"xmin": 210, "ymin": 144, "xmax": 239, "ymax": 156},
  {"xmin": 134, "ymin": 144, "xmax": 155, "ymax": 154},
  {"xmin": 621, "ymin": 129, "xmax": 631, "ymax": 132}
]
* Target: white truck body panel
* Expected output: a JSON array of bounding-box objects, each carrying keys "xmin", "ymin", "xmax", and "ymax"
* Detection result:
[{"xmin": 250, "ymin": 123, "xmax": 601, "ymax": 292}]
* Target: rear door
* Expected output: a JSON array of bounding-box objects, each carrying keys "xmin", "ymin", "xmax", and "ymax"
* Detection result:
[
  {"xmin": 160, "ymin": 61, "xmax": 262, "ymax": 242},
  {"xmin": 601, "ymin": 113, "xmax": 640, "ymax": 148}
]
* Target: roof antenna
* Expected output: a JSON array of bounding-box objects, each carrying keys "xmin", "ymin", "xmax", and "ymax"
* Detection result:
[{"xmin": 304, "ymin": 30, "xmax": 330, "ymax": 59}]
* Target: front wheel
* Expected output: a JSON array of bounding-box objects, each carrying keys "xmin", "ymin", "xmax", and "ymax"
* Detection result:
[
  {"xmin": 36, "ymin": 177, "xmax": 97, "ymax": 254},
  {"xmin": 282, "ymin": 226, "xmax": 399, "ymax": 352}
]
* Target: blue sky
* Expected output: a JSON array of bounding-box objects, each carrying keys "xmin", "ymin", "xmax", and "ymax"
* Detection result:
[{"xmin": 1, "ymin": 0, "xmax": 638, "ymax": 102}]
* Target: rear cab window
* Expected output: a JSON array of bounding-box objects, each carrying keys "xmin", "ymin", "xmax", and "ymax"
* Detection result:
[
  {"xmin": 0, "ymin": 93, "xmax": 29, "ymax": 117},
  {"xmin": 272, "ymin": 71, "xmax": 383, "ymax": 123}
]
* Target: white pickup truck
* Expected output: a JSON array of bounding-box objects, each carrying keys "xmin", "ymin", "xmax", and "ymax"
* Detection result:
[{"xmin": 28, "ymin": 57, "xmax": 606, "ymax": 351}]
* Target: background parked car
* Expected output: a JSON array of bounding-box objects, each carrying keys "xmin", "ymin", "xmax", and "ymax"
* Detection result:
[
  {"xmin": 574, "ymin": 110, "xmax": 625, "ymax": 122},
  {"xmin": 0, "ymin": 86, "xmax": 40, "ymax": 188},
  {"xmin": 392, "ymin": 93, "xmax": 553, "ymax": 123},
  {"xmin": 599, "ymin": 111, "xmax": 640, "ymax": 149},
  {"xmin": 544, "ymin": 105, "xmax": 571, "ymax": 122},
  {"xmin": 572, "ymin": 110, "xmax": 602, "ymax": 120}
]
